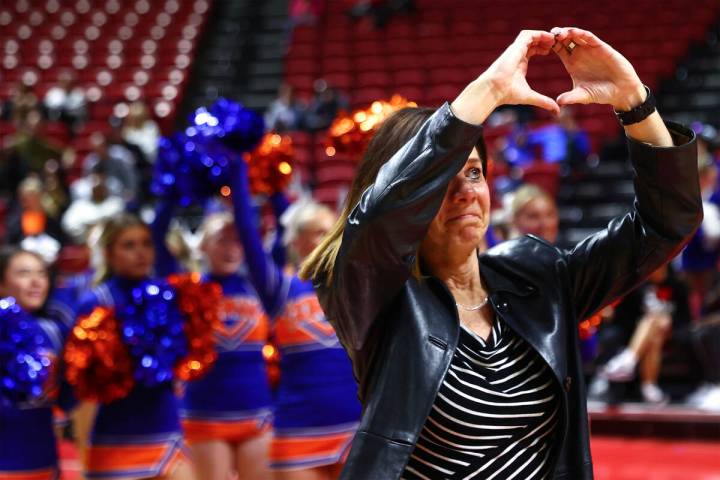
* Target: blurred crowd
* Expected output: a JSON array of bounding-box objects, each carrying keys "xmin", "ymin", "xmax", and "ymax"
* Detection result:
[
  {"xmin": 0, "ymin": 71, "xmax": 160, "ymax": 264},
  {"xmin": 2, "ymin": 70, "xmax": 719, "ymax": 433}
]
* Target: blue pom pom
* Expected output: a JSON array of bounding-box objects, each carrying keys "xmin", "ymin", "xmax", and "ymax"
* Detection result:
[
  {"xmin": 0, "ymin": 297, "xmax": 53, "ymax": 406},
  {"xmin": 116, "ymin": 281, "xmax": 188, "ymax": 387},
  {"xmin": 151, "ymin": 99, "xmax": 265, "ymax": 205},
  {"xmin": 207, "ymin": 98, "xmax": 265, "ymax": 152}
]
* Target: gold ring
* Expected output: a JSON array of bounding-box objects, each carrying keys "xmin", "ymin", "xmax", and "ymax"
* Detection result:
[{"xmin": 565, "ymin": 41, "xmax": 576, "ymax": 54}]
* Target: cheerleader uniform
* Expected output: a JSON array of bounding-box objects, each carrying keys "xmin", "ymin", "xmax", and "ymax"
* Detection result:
[
  {"xmin": 150, "ymin": 186, "xmax": 281, "ymax": 444},
  {"xmin": 76, "ymin": 276, "xmax": 189, "ymax": 480},
  {"xmin": 0, "ymin": 314, "xmax": 67, "ymax": 480},
  {"xmin": 229, "ymin": 162, "xmax": 361, "ymax": 470},
  {"xmin": 179, "ymin": 273, "xmax": 276, "ymax": 443},
  {"xmin": 270, "ymin": 277, "xmax": 362, "ymax": 470}
]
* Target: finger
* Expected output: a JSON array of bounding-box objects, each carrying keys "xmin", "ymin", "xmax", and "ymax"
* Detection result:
[
  {"xmin": 557, "ymin": 87, "xmax": 592, "ymax": 106},
  {"xmin": 554, "ymin": 27, "xmax": 603, "ymax": 47},
  {"xmin": 517, "ymin": 30, "xmax": 556, "ymax": 49},
  {"xmin": 566, "ymin": 27, "xmax": 603, "ymax": 47},
  {"xmin": 551, "ymin": 39, "xmax": 574, "ymax": 60},
  {"xmin": 525, "ymin": 89, "xmax": 561, "ymax": 115},
  {"xmin": 551, "ymin": 26, "xmax": 568, "ymax": 41},
  {"xmin": 527, "ymin": 44, "xmax": 554, "ymax": 58}
]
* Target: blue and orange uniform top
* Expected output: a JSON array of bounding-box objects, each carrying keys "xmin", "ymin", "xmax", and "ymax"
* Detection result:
[
  {"xmin": 75, "ymin": 276, "xmax": 189, "ymax": 480},
  {"xmin": 179, "ymin": 272, "xmax": 277, "ymax": 443},
  {"xmin": 0, "ymin": 314, "xmax": 68, "ymax": 480}
]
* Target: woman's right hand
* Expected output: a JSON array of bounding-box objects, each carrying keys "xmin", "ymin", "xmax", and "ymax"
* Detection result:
[{"xmin": 451, "ymin": 30, "xmax": 560, "ymax": 125}]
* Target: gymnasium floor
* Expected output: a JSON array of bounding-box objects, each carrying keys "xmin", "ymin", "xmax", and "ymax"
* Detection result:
[{"xmin": 58, "ymin": 436, "xmax": 720, "ymax": 479}]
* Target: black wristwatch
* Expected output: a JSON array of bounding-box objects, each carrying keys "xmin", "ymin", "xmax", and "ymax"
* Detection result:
[{"xmin": 614, "ymin": 85, "xmax": 656, "ymax": 125}]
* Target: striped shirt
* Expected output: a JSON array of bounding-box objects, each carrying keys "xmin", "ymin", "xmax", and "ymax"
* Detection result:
[{"xmin": 403, "ymin": 319, "xmax": 560, "ymax": 480}]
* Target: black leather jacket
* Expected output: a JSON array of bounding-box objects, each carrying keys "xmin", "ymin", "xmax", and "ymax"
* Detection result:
[{"xmin": 314, "ymin": 103, "xmax": 702, "ymax": 479}]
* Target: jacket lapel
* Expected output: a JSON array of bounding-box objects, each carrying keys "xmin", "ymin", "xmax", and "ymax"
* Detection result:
[{"xmin": 479, "ymin": 254, "xmax": 569, "ymax": 384}]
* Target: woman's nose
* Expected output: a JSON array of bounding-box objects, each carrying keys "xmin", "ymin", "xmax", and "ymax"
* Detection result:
[{"xmin": 450, "ymin": 178, "xmax": 476, "ymax": 203}]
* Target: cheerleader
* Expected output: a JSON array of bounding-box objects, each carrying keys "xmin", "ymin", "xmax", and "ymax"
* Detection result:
[
  {"xmin": 0, "ymin": 248, "xmax": 69, "ymax": 480},
  {"xmin": 70, "ymin": 214, "xmax": 196, "ymax": 480},
  {"xmin": 151, "ymin": 178, "xmax": 282, "ymax": 480},
  {"xmin": 229, "ymin": 158, "xmax": 361, "ymax": 480}
]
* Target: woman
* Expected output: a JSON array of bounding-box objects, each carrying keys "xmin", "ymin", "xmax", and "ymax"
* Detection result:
[
  {"xmin": 227, "ymin": 157, "xmax": 361, "ymax": 479},
  {"xmin": 0, "ymin": 248, "xmax": 69, "ymax": 480},
  {"xmin": 152, "ymin": 176, "xmax": 278, "ymax": 480},
  {"xmin": 510, "ymin": 183, "xmax": 559, "ymax": 244},
  {"xmin": 300, "ymin": 28, "xmax": 702, "ymax": 479},
  {"xmin": 74, "ymin": 214, "xmax": 195, "ymax": 480}
]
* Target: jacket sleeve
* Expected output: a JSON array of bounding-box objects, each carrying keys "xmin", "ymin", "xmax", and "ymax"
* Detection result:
[
  {"xmin": 323, "ymin": 103, "xmax": 483, "ymax": 350},
  {"xmin": 565, "ymin": 122, "xmax": 703, "ymax": 321}
]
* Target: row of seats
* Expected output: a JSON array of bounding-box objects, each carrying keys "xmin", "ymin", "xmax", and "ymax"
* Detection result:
[
  {"xmin": 282, "ymin": 0, "xmax": 720, "ymax": 205},
  {"xmin": 0, "ymin": 0, "xmax": 213, "ymax": 140}
]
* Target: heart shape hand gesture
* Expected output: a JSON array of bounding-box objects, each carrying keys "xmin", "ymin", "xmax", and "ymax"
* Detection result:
[{"xmin": 451, "ymin": 27, "xmax": 647, "ymax": 125}]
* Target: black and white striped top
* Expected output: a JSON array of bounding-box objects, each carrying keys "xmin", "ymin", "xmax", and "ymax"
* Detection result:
[{"xmin": 402, "ymin": 319, "xmax": 560, "ymax": 480}]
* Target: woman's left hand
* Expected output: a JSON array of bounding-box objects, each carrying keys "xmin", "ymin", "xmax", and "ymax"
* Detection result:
[{"xmin": 551, "ymin": 27, "xmax": 646, "ymax": 111}]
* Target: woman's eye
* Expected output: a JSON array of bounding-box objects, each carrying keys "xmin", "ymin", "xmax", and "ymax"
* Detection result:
[{"xmin": 467, "ymin": 167, "xmax": 483, "ymax": 180}]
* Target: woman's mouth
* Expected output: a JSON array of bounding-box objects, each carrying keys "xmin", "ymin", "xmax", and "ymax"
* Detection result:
[{"xmin": 448, "ymin": 213, "xmax": 480, "ymax": 222}]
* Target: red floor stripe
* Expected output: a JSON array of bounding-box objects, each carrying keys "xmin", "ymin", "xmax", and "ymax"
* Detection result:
[{"xmin": 591, "ymin": 436, "xmax": 720, "ymax": 480}]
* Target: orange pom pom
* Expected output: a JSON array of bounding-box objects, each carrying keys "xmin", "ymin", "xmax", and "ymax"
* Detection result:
[
  {"xmin": 244, "ymin": 133, "xmax": 294, "ymax": 196},
  {"xmin": 168, "ymin": 273, "xmax": 222, "ymax": 382},
  {"xmin": 326, "ymin": 95, "xmax": 417, "ymax": 161},
  {"xmin": 63, "ymin": 307, "xmax": 135, "ymax": 403}
]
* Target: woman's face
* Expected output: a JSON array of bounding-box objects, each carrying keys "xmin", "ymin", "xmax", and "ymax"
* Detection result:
[
  {"xmin": 1, "ymin": 253, "xmax": 49, "ymax": 312},
  {"xmin": 292, "ymin": 210, "xmax": 336, "ymax": 260},
  {"xmin": 513, "ymin": 197, "xmax": 559, "ymax": 244},
  {"xmin": 423, "ymin": 149, "xmax": 491, "ymax": 254},
  {"xmin": 202, "ymin": 223, "xmax": 244, "ymax": 276},
  {"xmin": 106, "ymin": 225, "xmax": 155, "ymax": 279}
]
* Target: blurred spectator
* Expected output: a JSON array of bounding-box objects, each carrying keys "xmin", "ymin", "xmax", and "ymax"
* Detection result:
[
  {"xmin": 680, "ymin": 153, "xmax": 720, "ymax": 316},
  {"xmin": 509, "ymin": 184, "xmax": 559, "ymax": 243},
  {"xmin": 686, "ymin": 313, "xmax": 720, "ymax": 411},
  {"xmin": 79, "ymin": 132, "xmax": 139, "ymax": 203},
  {"xmin": 499, "ymin": 123, "xmax": 535, "ymax": 167},
  {"xmin": 112, "ymin": 115, "xmax": 153, "ymax": 204},
  {"xmin": 265, "ymin": 84, "xmax": 305, "ymax": 132},
  {"xmin": 122, "ymin": 101, "xmax": 160, "ymax": 163},
  {"xmin": 62, "ymin": 165, "xmax": 125, "ymax": 243},
  {"xmin": 693, "ymin": 121, "xmax": 718, "ymax": 171},
  {"xmin": 500, "ymin": 108, "xmax": 590, "ymax": 170},
  {"xmin": 348, "ymin": 0, "xmax": 415, "ymax": 27},
  {"xmin": 43, "ymin": 70, "xmax": 87, "ymax": 133},
  {"xmin": 594, "ymin": 264, "xmax": 692, "ymax": 404},
  {"xmin": 537, "ymin": 107, "xmax": 591, "ymax": 166},
  {"xmin": 1, "ymin": 80, "xmax": 38, "ymax": 126},
  {"xmin": 1, "ymin": 108, "xmax": 64, "ymax": 197},
  {"xmin": 302, "ymin": 79, "xmax": 348, "ymax": 131},
  {"xmin": 40, "ymin": 158, "xmax": 70, "ymax": 220},
  {"xmin": 6, "ymin": 176, "xmax": 64, "ymax": 263},
  {"xmin": 289, "ymin": 0, "xmax": 323, "ymax": 28}
]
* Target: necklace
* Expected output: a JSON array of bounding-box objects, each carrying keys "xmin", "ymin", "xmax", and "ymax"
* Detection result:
[{"xmin": 456, "ymin": 296, "xmax": 489, "ymax": 311}]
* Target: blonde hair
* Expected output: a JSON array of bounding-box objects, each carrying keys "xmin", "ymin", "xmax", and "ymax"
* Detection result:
[
  {"xmin": 94, "ymin": 213, "xmax": 149, "ymax": 285},
  {"xmin": 510, "ymin": 184, "xmax": 555, "ymax": 220},
  {"xmin": 198, "ymin": 212, "xmax": 235, "ymax": 248},
  {"xmin": 281, "ymin": 198, "xmax": 334, "ymax": 246},
  {"xmin": 18, "ymin": 176, "xmax": 43, "ymax": 195}
]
